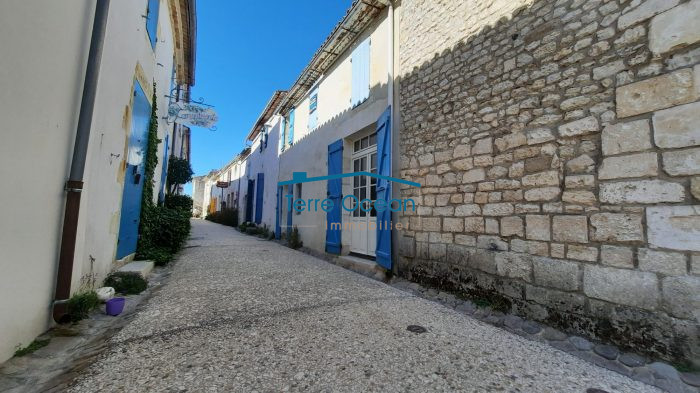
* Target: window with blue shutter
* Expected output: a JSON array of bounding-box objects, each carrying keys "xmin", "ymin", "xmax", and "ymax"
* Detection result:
[
  {"xmin": 146, "ymin": 0, "xmax": 160, "ymax": 49},
  {"xmin": 308, "ymin": 88, "xmax": 318, "ymax": 131},
  {"xmin": 351, "ymin": 37, "xmax": 370, "ymax": 107},
  {"xmin": 279, "ymin": 117, "xmax": 286, "ymax": 152},
  {"xmin": 287, "ymin": 109, "xmax": 295, "ymax": 146}
]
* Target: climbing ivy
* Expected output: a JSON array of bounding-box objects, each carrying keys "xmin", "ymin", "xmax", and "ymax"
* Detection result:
[
  {"xmin": 136, "ymin": 82, "xmax": 191, "ymax": 265},
  {"xmin": 141, "ymin": 82, "xmax": 161, "ymax": 208}
]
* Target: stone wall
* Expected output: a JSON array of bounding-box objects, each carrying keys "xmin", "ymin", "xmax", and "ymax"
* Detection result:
[{"xmin": 397, "ymin": 0, "xmax": 700, "ymax": 364}]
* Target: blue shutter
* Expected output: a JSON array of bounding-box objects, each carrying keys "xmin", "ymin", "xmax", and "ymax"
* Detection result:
[
  {"xmin": 255, "ymin": 173, "xmax": 264, "ymax": 224},
  {"xmin": 286, "ymin": 186, "xmax": 293, "ymax": 237},
  {"xmin": 279, "ymin": 117, "xmax": 286, "ymax": 152},
  {"xmin": 351, "ymin": 38, "xmax": 370, "ymax": 107},
  {"xmin": 275, "ymin": 186, "xmax": 282, "ymax": 239},
  {"xmin": 287, "ymin": 109, "xmax": 295, "ymax": 145},
  {"xmin": 308, "ymin": 88, "xmax": 318, "ymax": 131},
  {"xmin": 325, "ymin": 139, "xmax": 344, "ymax": 254},
  {"xmin": 146, "ymin": 0, "xmax": 160, "ymax": 49},
  {"xmin": 375, "ymin": 106, "xmax": 392, "ymax": 269}
]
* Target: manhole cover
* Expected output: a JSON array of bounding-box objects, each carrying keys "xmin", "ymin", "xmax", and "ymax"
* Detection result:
[{"xmin": 407, "ymin": 325, "xmax": 427, "ymax": 334}]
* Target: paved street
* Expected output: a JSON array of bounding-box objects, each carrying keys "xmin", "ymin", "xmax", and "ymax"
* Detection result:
[{"xmin": 66, "ymin": 220, "xmax": 659, "ymax": 392}]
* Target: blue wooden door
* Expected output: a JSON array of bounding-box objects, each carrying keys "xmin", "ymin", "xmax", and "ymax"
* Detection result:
[
  {"xmin": 117, "ymin": 82, "xmax": 151, "ymax": 259},
  {"xmin": 255, "ymin": 173, "xmax": 264, "ymax": 224},
  {"xmin": 245, "ymin": 179, "xmax": 255, "ymax": 222},
  {"xmin": 325, "ymin": 139, "xmax": 343, "ymax": 254},
  {"xmin": 286, "ymin": 186, "xmax": 293, "ymax": 237},
  {"xmin": 375, "ymin": 107, "xmax": 392, "ymax": 269},
  {"xmin": 275, "ymin": 186, "xmax": 282, "ymax": 239}
]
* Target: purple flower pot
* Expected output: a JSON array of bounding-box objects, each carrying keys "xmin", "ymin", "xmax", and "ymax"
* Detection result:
[{"xmin": 105, "ymin": 297, "xmax": 125, "ymax": 316}]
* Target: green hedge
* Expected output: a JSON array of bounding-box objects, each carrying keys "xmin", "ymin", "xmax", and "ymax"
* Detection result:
[
  {"xmin": 137, "ymin": 204, "xmax": 190, "ymax": 265},
  {"xmin": 164, "ymin": 194, "xmax": 193, "ymax": 212},
  {"xmin": 206, "ymin": 209, "xmax": 239, "ymax": 227}
]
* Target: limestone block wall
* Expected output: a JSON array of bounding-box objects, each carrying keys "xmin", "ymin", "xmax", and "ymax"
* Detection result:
[{"xmin": 397, "ymin": 0, "xmax": 700, "ymax": 364}]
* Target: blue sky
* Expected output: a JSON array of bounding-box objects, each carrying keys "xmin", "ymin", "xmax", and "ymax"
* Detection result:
[{"xmin": 185, "ymin": 1, "xmax": 353, "ymax": 193}]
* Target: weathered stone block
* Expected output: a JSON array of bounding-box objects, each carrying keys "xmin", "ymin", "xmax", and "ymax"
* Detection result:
[
  {"xmin": 598, "ymin": 152, "xmax": 658, "ymax": 180},
  {"xmin": 690, "ymin": 177, "xmax": 700, "ymax": 201},
  {"xmin": 472, "ymin": 137, "xmax": 492, "ymax": 155},
  {"xmin": 600, "ymin": 245, "xmax": 634, "ymax": 268},
  {"xmin": 443, "ymin": 217, "xmax": 464, "ymax": 233},
  {"xmin": 638, "ymin": 248, "xmax": 687, "ymax": 276},
  {"xmin": 532, "ymin": 257, "xmax": 581, "ymax": 291},
  {"xmin": 496, "ymin": 252, "xmax": 532, "ymax": 282},
  {"xmin": 524, "ymin": 187, "xmax": 561, "ymax": 202},
  {"xmin": 476, "ymin": 235, "xmax": 508, "ymax": 252},
  {"xmin": 501, "ymin": 216, "xmax": 523, "ymax": 237},
  {"xmin": 526, "ymin": 215, "xmax": 550, "ymax": 241},
  {"xmin": 464, "ymin": 217, "xmax": 485, "ymax": 233},
  {"xmin": 590, "ymin": 213, "xmax": 644, "ymax": 242},
  {"xmin": 619, "ymin": 0, "xmax": 679, "ymax": 30},
  {"xmin": 482, "ymin": 203, "xmax": 514, "ymax": 216},
  {"xmin": 522, "ymin": 170, "xmax": 560, "ymax": 187},
  {"xmin": 593, "ymin": 60, "xmax": 626, "ymax": 81},
  {"xmin": 421, "ymin": 217, "xmax": 441, "ymax": 232},
  {"xmin": 583, "ymin": 265, "xmax": 659, "ymax": 310},
  {"xmin": 565, "ymin": 175, "xmax": 595, "ymax": 189},
  {"xmin": 653, "ymin": 101, "xmax": 700, "ymax": 149},
  {"xmin": 463, "ymin": 168, "xmax": 486, "ymax": 183},
  {"xmin": 558, "ymin": 116, "xmax": 600, "ymax": 137},
  {"xmin": 567, "ymin": 245, "xmax": 598, "ymax": 262},
  {"xmin": 662, "ymin": 147, "xmax": 700, "ymax": 176},
  {"xmin": 552, "ymin": 215, "xmax": 588, "ymax": 243},
  {"xmin": 455, "ymin": 204, "xmax": 480, "ymax": 216},
  {"xmin": 616, "ymin": 68, "xmax": 699, "ymax": 118},
  {"xmin": 399, "ymin": 236, "xmax": 415, "ymax": 258},
  {"xmin": 662, "ymin": 276, "xmax": 700, "ymax": 319},
  {"xmin": 650, "ymin": 0, "xmax": 700, "ymax": 55},
  {"xmin": 601, "ymin": 120, "xmax": 652, "ymax": 155},
  {"xmin": 526, "ymin": 128, "xmax": 555, "ymax": 145},
  {"xmin": 647, "ymin": 206, "xmax": 700, "ymax": 251},
  {"xmin": 566, "ymin": 154, "xmax": 595, "ymax": 174},
  {"xmin": 562, "ymin": 190, "xmax": 597, "ymax": 205},
  {"xmin": 599, "ymin": 180, "xmax": 686, "ymax": 204}
]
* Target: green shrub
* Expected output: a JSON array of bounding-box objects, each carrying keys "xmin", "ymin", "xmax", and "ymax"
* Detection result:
[
  {"xmin": 104, "ymin": 271, "xmax": 148, "ymax": 294},
  {"xmin": 206, "ymin": 208, "xmax": 239, "ymax": 227},
  {"xmin": 65, "ymin": 291, "xmax": 99, "ymax": 322},
  {"xmin": 14, "ymin": 339, "xmax": 50, "ymax": 357},
  {"xmin": 287, "ymin": 226, "xmax": 303, "ymax": 249},
  {"xmin": 164, "ymin": 194, "xmax": 193, "ymax": 212},
  {"xmin": 137, "ymin": 204, "xmax": 190, "ymax": 264}
]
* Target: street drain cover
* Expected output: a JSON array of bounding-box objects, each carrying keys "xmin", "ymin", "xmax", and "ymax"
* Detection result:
[{"xmin": 407, "ymin": 325, "xmax": 427, "ymax": 334}]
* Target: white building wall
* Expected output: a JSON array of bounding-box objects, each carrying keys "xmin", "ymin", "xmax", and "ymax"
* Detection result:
[
  {"xmin": 278, "ymin": 10, "xmax": 391, "ymax": 253},
  {"xmin": 0, "ymin": 0, "xmax": 184, "ymax": 363}
]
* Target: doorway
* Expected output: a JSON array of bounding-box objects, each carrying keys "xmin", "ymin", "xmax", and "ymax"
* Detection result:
[{"xmin": 349, "ymin": 133, "xmax": 377, "ymax": 257}]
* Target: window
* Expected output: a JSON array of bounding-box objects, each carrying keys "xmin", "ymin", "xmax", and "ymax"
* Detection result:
[
  {"xmin": 308, "ymin": 88, "xmax": 318, "ymax": 131},
  {"xmin": 145, "ymin": 0, "xmax": 160, "ymax": 49},
  {"xmin": 287, "ymin": 109, "xmax": 295, "ymax": 146},
  {"xmin": 351, "ymin": 37, "xmax": 370, "ymax": 107}
]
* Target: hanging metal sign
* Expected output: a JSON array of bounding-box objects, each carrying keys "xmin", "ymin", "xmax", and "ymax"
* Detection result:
[{"xmin": 168, "ymin": 102, "xmax": 218, "ymax": 128}]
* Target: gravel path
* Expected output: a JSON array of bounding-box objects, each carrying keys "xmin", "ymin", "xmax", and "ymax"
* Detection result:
[{"xmin": 66, "ymin": 220, "xmax": 661, "ymax": 392}]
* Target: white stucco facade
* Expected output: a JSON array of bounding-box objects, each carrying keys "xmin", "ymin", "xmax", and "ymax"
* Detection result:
[{"xmin": 0, "ymin": 0, "xmax": 195, "ymax": 363}]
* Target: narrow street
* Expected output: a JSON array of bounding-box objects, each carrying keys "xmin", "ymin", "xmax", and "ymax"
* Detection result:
[{"xmin": 66, "ymin": 220, "xmax": 659, "ymax": 392}]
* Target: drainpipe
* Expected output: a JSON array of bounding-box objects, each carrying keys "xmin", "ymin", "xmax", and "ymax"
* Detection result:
[
  {"xmin": 387, "ymin": 1, "xmax": 398, "ymax": 274},
  {"xmin": 53, "ymin": 0, "xmax": 110, "ymax": 322}
]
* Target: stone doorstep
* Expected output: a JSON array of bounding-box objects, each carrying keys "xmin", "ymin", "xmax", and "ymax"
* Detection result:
[
  {"xmin": 386, "ymin": 277, "xmax": 700, "ymax": 393},
  {"xmin": 117, "ymin": 260, "xmax": 155, "ymax": 278},
  {"xmin": 335, "ymin": 255, "xmax": 388, "ymax": 282}
]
